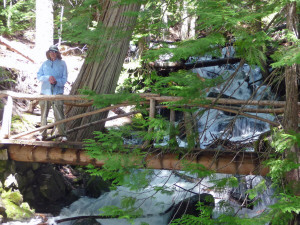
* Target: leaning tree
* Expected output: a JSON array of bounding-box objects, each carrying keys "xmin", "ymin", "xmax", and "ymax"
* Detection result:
[{"xmin": 66, "ymin": 0, "xmax": 141, "ymax": 141}]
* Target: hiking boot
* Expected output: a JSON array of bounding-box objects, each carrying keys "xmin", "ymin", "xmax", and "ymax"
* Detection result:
[
  {"xmin": 36, "ymin": 135, "xmax": 45, "ymax": 141},
  {"xmin": 60, "ymin": 136, "xmax": 67, "ymax": 142}
]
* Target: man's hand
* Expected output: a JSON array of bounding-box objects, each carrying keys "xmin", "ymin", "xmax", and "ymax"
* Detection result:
[{"xmin": 49, "ymin": 76, "xmax": 57, "ymax": 85}]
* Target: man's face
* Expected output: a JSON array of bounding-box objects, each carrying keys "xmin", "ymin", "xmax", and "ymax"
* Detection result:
[{"xmin": 49, "ymin": 50, "xmax": 57, "ymax": 61}]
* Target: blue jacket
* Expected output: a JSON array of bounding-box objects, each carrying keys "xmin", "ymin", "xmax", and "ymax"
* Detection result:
[{"xmin": 37, "ymin": 59, "xmax": 68, "ymax": 95}]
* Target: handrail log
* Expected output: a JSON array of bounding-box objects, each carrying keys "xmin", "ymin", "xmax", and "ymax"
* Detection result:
[
  {"xmin": 10, "ymin": 103, "xmax": 129, "ymax": 139},
  {"xmin": 146, "ymin": 96, "xmax": 300, "ymax": 107},
  {"xmin": 0, "ymin": 90, "xmax": 160, "ymax": 101},
  {"xmin": 1, "ymin": 91, "xmax": 299, "ymax": 107}
]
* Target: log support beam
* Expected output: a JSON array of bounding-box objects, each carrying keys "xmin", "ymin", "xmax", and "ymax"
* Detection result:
[{"xmin": 3, "ymin": 140, "xmax": 269, "ymax": 176}]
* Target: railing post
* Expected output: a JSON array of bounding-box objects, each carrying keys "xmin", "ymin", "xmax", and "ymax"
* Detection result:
[
  {"xmin": 0, "ymin": 96, "xmax": 13, "ymax": 139},
  {"xmin": 169, "ymin": 109, "xmax": 178, "ymax": 147},
  {"xmin": 142, "ymin": 98, "xmax": 156, "ymax": 148},
  {"xmin": 183, "ymin": 109, "xmax": 194, "ymax": 149},
  {"xmin": 149, "ymin": 98, "xmax": 156, "ymax": 118}
]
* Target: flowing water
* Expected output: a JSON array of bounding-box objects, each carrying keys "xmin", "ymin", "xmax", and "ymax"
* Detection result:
[{"xmin": 4, "ymin": 171, "xmax": 276, "ymax": 225}]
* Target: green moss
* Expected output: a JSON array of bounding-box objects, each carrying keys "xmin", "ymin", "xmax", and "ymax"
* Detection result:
[
  {"xmin": 20, "ymin": 202, "xmax": 32, "ymax": 211},
  {"xmin": 1, "ymin": 189, "xmax": 34, "ymax": 220},
  {"xmin": 2, "ymin": 199, "xmax": 33, "ymax": 220},
  {"xmin": 1, "ymin": 190, "xmax": 23, "ymax": 205},
  {"xmin": 11, "ymin": 116, "xmax": 26, "ymax": 132}
]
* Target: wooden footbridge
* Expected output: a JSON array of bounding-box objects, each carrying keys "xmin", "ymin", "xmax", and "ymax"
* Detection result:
[{"xmin": 0, "ymin": 90, "xmax": 297, "ymax": 176}]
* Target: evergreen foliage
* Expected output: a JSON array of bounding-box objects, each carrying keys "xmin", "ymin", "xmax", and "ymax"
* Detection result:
[
  {"xmin": 57, "ymin": 0, "xmax": 101, "ymax": 44},
  {"xmin": 0, "ymin": 0, "xmax": 35, "ymax": 35},
  {"xmin": 2, "ymin": 0, "xmax": 299, "ymax": 223},
  {"xmin": 71, "ymin": 0, "xmax": 300, "ymax": 223},
  {"xmin": 77, "ymin": 0, "xmax": 300, "ymax": 223}
]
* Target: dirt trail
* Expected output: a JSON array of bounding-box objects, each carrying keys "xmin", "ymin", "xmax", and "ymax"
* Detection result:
[{"xmin": 0, "ymin": 40, "xmax": 84, "ymax": 95}]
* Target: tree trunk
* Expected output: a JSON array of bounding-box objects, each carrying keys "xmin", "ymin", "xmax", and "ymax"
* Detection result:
[
  {"xmin": 180, "ymin": 1, "xmax": 189, "ymax": 40},
  {"xmin": 35, "ymin": 0, "xmax": 54, "ymax": 63},
  {"xmin": 66, "ymin": 1, "xmax": 141, "ymax": 141},
  {"xmin": 7, "ymin": 1, "xmax": 12, "ymax": 30},
  {"xmin": 183, "ymin": 111, "xmax": 195, "ymax": 149},
  {"xmin": 284, "ymin": 2, "xmax": 299, "ymax": 199},
  {"xmin": 162, "ymin": 1, "xmax": 168, "ymax": 41},
  {"xmin": 58, "ymin": 5, "xmax": 64, "ymax": 46}
]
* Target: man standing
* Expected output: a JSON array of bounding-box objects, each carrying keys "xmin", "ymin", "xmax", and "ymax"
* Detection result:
[{"xmin": 36, "ymin": 45, "xmax": 68, "ymax": 142}]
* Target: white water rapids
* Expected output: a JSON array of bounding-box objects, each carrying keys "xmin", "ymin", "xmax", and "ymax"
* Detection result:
[{"xmin": 4, "ymin": 171, "xmax": 276, "ymax": 225}]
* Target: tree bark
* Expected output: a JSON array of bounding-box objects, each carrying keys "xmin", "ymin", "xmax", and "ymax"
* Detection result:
[
  {"xmin": 184, "ymin": 111, "xmax": 194, "ymax": 148},
  {"xmin": 283, "ymin": 2, "xmax": 299, "ymax": 198},
  {"xmin": 66, "ymin": 1, "xmax": 141, "ymax": 141}
]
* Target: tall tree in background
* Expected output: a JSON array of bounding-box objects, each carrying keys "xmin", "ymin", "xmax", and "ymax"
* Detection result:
[
  {"xmin": 35, "ymin": 0, "xmax": 54, "ymax": 62},
  {"xmin": 66, "ymin": 0, "xmax": 141, "ymax": 141}
]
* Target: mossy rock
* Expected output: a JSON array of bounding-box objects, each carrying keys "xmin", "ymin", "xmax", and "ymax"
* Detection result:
[
  {"xmin": 1, "ymin": 190, "xmax": 23, "ymax": 205},
  {"xmin": 2, "ymin": 199, "xmax": 34, "ymax": 220},
  {"xmin": 254, "ymin": 130, "xmax": 273, "ymax": 152},
  {"xmin": 20, "ymin": 202, "xmax": 32, "ymax": 211}
]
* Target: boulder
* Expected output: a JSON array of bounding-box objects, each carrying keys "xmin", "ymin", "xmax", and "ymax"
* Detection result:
[
  {"xmin": 38, "ymin": 169, "xmax": 66, "ymax": 202},
  {"xmin": 168, "ymin": 193, "xmax": 214, "ymax": 223},
  {"xmin": 2, "ymin": 161, "xmax": 112, "ymax": 215},
  {"xmin": 85, "ymin": 176, "xmax": 110, "ymax": 198},
  {"xmin": 13, "ymin": 162, "xmax": 78, "ymax": 215}
]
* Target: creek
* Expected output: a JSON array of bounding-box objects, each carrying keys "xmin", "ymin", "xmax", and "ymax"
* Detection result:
[
  {"xmin": 3, "ymin": 48, "xmax": 279, "ymax": 225},
  {"xmin": 3, "ymin": 171, "xmax": 276, "ymax": 225}
]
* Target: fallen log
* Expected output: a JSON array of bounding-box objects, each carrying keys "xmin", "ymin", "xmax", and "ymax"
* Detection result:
[
  {"xmin": 0, "ymin": 36, "xmax": 35, "ymax": 63},
  {"xmin": 149, "ymin": 58, "xmax": 241, "ymax": 70}
]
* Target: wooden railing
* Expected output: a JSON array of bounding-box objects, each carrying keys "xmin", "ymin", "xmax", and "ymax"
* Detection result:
[
  {"xmin": 1, "ymin": 90, "xmax": 298, "ymax": 175},
  {"xmin": 0, "ymin": 90, "xmax": 292, "ymax": 140}
]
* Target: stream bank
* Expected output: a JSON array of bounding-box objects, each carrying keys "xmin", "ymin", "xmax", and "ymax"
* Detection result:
[{"xmin": 0, "ymin": 159, "xmax": 110, "ymax": 223}]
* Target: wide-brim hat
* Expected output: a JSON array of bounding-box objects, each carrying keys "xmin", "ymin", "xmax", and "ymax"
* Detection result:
[{"xmin": 49, "ymin": 45, "xmax": 59, "ymax": 52}]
